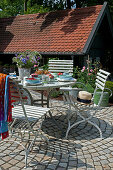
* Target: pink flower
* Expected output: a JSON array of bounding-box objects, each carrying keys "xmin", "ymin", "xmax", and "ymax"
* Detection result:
[
  {"xmin": 90, "ymin": 69, "xmax": 93, "ymax": 72},
  {"xmin": 34, "ymin": 65, "xmax": 38, "ymax": 68},
  {"xmin": 81, "ymin": 66, "xmax": 85, "ymax": 72},
  {"xmin": 81, "ymin": 69, "xmax": 84, "ymax": 72},
  {"xmin": 88, "ymin": 73, "xmax": 91, "ymax": 75}
]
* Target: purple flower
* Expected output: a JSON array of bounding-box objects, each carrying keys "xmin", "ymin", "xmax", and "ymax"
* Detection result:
[
  {"xmin": 37, "ymin": 56, "xmax": 40, "ymax": 60},
  {"xmin": 19, "ymin": 55, "xmax": 23, "ymax": 59},
  {"xmin": 22, "ymin": 58, "xmax": 27, "ymax": 64},
  {"xmin": 31, "ymin": 60, "xmax": 35, "ymax": 63},
  {"xmin": 26, "ymin": 56, "xmax": 30, "ymax": 60}
]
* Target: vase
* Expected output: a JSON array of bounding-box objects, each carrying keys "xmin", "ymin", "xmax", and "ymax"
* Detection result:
[{"xmin": 18, "ymin": 67, "xmax": 31, "ymax": 80}]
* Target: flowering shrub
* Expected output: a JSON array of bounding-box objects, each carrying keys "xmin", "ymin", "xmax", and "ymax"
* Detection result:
[
  {"xmin": 12, "ymin": 50, "xmax": 42, "ymax": 68},
  {"xmin": 78, "ymin": 66, "xmax": 96, "ymax": 88},
  {"xmin": 73, "ymin": 61, "xmax": 100, "ymax": 90}
]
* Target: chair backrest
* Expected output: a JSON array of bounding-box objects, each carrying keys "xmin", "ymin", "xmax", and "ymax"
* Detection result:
[
  {"xmin": 10, "ymin": 79, "xmax": 36, "ymax": 133},
  {"xmin": 10, "ymin": 79, "xmax": 33, "ymax": 105},
  {"xmin": 93, "ymin": 69, "xmax": 111, "ymax": 106},
  {"xmin": 48, "ymin": 59, "xmax": 73, "ymax": 74}
]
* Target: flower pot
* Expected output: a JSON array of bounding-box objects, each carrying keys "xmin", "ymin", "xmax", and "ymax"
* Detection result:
[{"xmin": 18, "ymin": 68, "xmax": 31, "ymax": 80}]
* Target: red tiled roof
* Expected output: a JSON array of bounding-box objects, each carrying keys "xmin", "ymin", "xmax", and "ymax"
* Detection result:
[{"xmin": 0, "ymin": 5, "xmax": 103, "ymax": 54}]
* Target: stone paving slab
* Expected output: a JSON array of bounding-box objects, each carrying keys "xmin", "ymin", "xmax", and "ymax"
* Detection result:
[{"xmin": 0, "ymin": 92, "xmax": 113, "ymax": 169}]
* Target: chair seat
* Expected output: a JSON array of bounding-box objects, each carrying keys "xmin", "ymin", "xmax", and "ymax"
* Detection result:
[{"xmin": 12, "ymin": 105, "xmax": 50, "ymax": 121}]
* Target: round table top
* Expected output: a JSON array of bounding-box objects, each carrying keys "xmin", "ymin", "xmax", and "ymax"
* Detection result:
[
  {"xmin": 11, "ymin": 76, "xmax": 77, "ymax": 91},
  {"xmin": 23, "ymin": 80, "xmax": 76, "ymax": 91}
]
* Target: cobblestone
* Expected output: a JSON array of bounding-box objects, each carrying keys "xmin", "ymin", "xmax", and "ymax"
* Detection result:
[{"xmin": 0, "ymin": 94, "xmax": 113, "ymax": 169}]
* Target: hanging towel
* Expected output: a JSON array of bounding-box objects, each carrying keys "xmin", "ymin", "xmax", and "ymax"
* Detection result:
[{"xmin": 0, "ymin": 74, "xmax": 12, "ymax": 140}]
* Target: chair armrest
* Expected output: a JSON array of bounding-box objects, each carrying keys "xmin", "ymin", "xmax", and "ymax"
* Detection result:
[{"xmin": 73, "ymin": 81, "xmax": 87, "ymax": 91}]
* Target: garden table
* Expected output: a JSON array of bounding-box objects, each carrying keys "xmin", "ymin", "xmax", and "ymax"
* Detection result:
[
  {"xmin": 23, "ymin": 80, "xmax": 76, "ymax": 108},
  {"xmin": 22, "ymin": 80, "xmax": 76, "ymax": 131}
]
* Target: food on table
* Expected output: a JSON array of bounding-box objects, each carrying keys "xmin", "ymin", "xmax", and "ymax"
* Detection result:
[
  {"xmin": 31, "ymin": 73, "xmax": 38, "ymax": 77},
  {"xmin": 35, "ymin": 70, "xmax": 44, "ymax": 75},
  {"xmin": 43, "ymin": 70, "xmax": 49, "ymax": 74},
  {"xmin": 49, "ymin": 74, "xmax": 54, "ymax": 79}
]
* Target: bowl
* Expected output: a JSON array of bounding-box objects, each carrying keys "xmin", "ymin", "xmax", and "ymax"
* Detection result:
[
  {"xmin": 63, "ymin": 73, "xmax": 69, "ymax": 76},
  {"xmin": 59, "ymin": 74, "xmax": 72, "ymax": 78},
  {"xmin": 26, "ymin": 78, "xmax": 40, "ymax": 84},
  {"xmin": 51, "ymin": 73, "xmax": 58, "ymax": 77},
  {"xmin": 31, "ymin": 73, "xmax": 38, "ymax": 78}
]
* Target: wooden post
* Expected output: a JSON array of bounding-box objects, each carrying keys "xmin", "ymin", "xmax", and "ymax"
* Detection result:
[{"xmin": 87, "ymin": 55, "xmax": 90, "ymax": 73}]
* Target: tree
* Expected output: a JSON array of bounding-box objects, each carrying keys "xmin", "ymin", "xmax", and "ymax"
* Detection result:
[
  {"xmin": 67, "ymin": 0, "xmax": 71, "ymax": 9},
  {"xmin": 75, "ymin": 0, "xmax": 83, "ymax": 8},
  {"xmin": 0, "ymin": 0, "xmax": 113, "ymax": 18},
  {"xmin": 0, "ymin": 0, "xmax": 24, "ymax": 18}
]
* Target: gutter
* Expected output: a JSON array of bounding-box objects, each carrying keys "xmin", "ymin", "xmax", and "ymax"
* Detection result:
[{"xmin": 0, "ymin": 51, "xmax": 85, "ymax": 56}]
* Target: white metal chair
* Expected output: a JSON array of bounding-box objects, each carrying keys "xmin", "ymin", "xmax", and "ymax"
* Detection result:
[
  {"xmin": 47, "ymin": 59, "xmax": 74, "ymax": 108},
  {"xmin": 48, "ymin": 59, "xmax": 73, "ymax": 74},
  {"xmin": 9, "ymin": 78, "xmax": 50, "ymax": 168},
  {"xmin": 61, "ymin": 69, "xmax": 112, "ymax": 139}
]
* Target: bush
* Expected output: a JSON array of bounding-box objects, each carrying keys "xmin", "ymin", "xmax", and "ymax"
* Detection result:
[
  {"xmin": 73, "ymin": 61, "xmax": 100, "ymax": 93},
  {"xmin": 50, "ymin": 89, "xmax": 62, "ymax": 98},
  {"xmin": 85, "ymin": 83, "xmax": 95, "ymax": 93},
  {"xmin": 73, "ymin": 61, "xmax": 100, "ymax": 89},
  {"xmin": 105, "ymin": 81, "xmax": 113, "ymax": 103},
  {"xmin": 42, "ymin": 64, "xmax": 48, "ymax": 70}
]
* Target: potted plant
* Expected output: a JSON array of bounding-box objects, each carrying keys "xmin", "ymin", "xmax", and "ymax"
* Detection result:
[{"xmin": 12, "ymin": 50, "xmax": 42, "ymax": 79}]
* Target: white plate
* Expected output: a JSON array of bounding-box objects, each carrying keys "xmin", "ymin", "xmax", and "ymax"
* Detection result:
[
  {"xmin": 57, "ymin": 78, "xmax": 76, "ymax": 82},
  {"xmin": 26, "ymin": 82, "xmax": 42, "ymax": 86}
]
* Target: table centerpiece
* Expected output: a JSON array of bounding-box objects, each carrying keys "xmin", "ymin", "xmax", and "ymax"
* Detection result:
[{"xmin": 12, "ymin": 50, "xmax": 42, "ymax": 80}]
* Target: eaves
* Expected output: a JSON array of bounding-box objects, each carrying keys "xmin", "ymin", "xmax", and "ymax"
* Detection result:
[{"xmin": 82, "ymin": 2, "xmax": 113, "ymax": 55}]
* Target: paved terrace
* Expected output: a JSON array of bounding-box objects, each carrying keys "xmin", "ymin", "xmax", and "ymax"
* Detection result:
[{"xmin": 0, "ymin": 91, "xmax": 113, "ymax": 170}]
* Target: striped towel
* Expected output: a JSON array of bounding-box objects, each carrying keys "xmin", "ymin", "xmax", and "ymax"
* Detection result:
[{"xmin": 0, "ymin": 74, "xmax": 12, "ymax": 140}]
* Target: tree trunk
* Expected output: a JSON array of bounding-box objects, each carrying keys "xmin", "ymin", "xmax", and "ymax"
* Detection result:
[
  {"xmin": 67, "ymin": 0, "xmax": 71, "ymax": 9},
  {"xmin": 24, "ymin": 0, "xmax": 28, "ymax": 12},
  {"xmin": 75, "ymin": 0, "xmax": 82, "ymax": 8}
]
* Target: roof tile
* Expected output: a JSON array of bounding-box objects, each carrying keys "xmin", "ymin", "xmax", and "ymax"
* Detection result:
[{"xmin": 0, "ymin": 5, "xmax": 102, "ymax": 54}]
